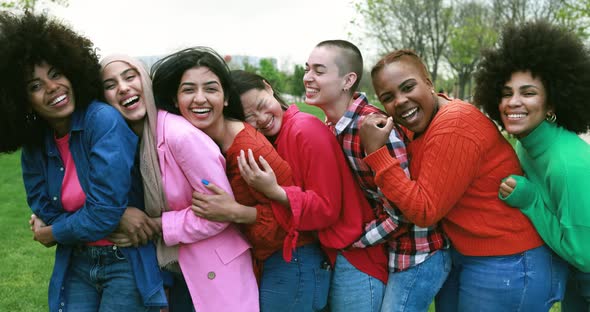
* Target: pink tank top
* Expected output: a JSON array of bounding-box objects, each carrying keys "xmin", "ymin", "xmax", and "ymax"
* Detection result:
[{"xmin": 55, "ymin": 134, "xmax": 112, "ymax": 246}]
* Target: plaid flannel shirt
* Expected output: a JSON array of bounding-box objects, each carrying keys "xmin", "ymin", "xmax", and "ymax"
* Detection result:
[{"xmin": 329, "ymin": 93, "xmax": 448, "ymax": 272}]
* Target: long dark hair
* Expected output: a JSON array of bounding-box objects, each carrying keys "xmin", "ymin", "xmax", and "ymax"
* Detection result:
[{"xmin": 151, "ymin": 46, "xmax": 244, "ymax": 120}]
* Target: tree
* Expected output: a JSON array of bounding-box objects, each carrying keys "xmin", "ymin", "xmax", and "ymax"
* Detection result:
[
  {"xmin": 354, "ymin": 0, "xmax": 453, "ymax": 84},
  {"xmin": 287, "ymin": 64, "xmax": 306, "ymax": 100},
  {"xmin": 239, "ymin": 56, "xmax": 258, "ymax": 73},
  {"xmin": 490, "ymin": 0, "xmax": 588, "ymax": 37},
  {"xmin": 258, "ymin": 58, "xmax": 288, "ymax": 93},
  {"xmin": 491, "ymin": 0, "xmax": 564, "ymax": 25},
  {"xmin": 446, "ymin": 1, "xmax": 497, "ymax": 100},
  {"xmin": 557, "ymin": 0, "xmax": 590, "ymax": 39},
  {"xmin": 1, "ymin": 0, "xmax": 67, "ymax": 13}
]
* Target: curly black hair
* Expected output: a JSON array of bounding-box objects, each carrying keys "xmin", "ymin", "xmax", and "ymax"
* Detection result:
[
  {"xmin": 0, "ymin": 12, "xmax": 102, "ymax": 153},
  {"xmin": 474, "ymin": 20, "xmax": 590, "ymax": 134}
]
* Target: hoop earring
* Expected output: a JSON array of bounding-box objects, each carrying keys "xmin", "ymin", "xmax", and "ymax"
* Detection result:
[
  {"xmin": 545, "ymin": 111, "xmax": 557, "ymax": 123},
  {"xmin": 25, "ymin": 112, "xmax": 38, "ymax": 124}
]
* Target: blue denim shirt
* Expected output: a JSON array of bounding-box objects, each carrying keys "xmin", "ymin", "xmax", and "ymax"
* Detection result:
[{"xmin": 21, "ymin": 100, "xmax": 166, "ymax": 311}]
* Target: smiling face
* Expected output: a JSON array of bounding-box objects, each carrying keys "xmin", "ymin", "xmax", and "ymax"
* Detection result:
[
  {"xmin": 372, "ymin": 60, "xmax": 435, "ymax": 135},
  {"xmin": 102, "ymin": 61, "xmax": 146, "ymax": 123},
  {"xmin": 303, "ymin": 46, "xmax": 347, "ymax": 107},
  {"xmin": 499, "ymin": 71, "xmax": 549, "ymax": 138},
  {"xmin": 240, "ymin": 83, "xmax": 284, "ymax": 137},
  {"xmin": 26, "ymin": 61, "xmax": 75, "ymax": 133},
  {"xmin": 175, "ymin": 66, "xmax": 226, "ymax": 134}
]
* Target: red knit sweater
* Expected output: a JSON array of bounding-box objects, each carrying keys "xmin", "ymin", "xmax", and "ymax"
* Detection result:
[
  {"xmin": 226, "ymin": 123, "xmax": 315, "ymax": 262},
  {"xmin": 364, "ymin": 100, "xmax": 543, "ymax": 256}
]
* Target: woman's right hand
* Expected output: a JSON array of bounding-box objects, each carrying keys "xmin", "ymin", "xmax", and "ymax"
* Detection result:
[
  {"xmin": 108, "ymin": 207, "xmax": 160, "ymax": 247},
  {"xmin": 360, "ymin": 114, "xmax": 395, "ymax": 154},
  {"xmin": 29, "ymin": 214, "xmax": 45, "ymax": 232},
  {"xmin": 499, "ymin": 177, "xmax": 517, "ymax": 198}
]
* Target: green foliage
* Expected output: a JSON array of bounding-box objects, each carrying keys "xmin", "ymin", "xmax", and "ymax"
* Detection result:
[
  {"xmin": 234, "ymin": 58, "xmax": 306, "ymax": 101},
  {"xmin": 446, "ymin": 1, "xmax": 497, "ymax": 100},
  {"xmin": 259, "ymin": 58, "xmax": 288, "ymax": 92},
  {"xmin": 0, "ymin": 0, "xmax": 67, "ymax": 13},
  {"xmin": 354, "ymin": 0, "xmax": 453, "ymax": 84},
  {"xmin": 0, "ymin": 151, "xmax": 53, "ymax": 311},
  {"xmin": 240, "ymin": 57, "xmax": 258, "ymax": 73},
  {"xmin": 356, "ymin": 0, "xmax": 589, "ymax": 101},
  {"xmin": 287, "ymin": 64, "xmax": 306, "ymax": 98},
  {"xmin": 557, "ymin": 0, "xmax": 590, "ymax": 39}
]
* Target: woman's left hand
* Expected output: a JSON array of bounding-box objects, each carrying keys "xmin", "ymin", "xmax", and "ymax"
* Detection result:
[
  {"xmin": 108, "ymin": 231, "xmax": 133, "ymax": 247},
  {"xmin": 237, "ymin": 149, "xmax": 284, "ymax": 201},
  {"xmin": 499, "ymin": 177, "xmax": 517, "ymax": 198},
  {"xmin": 192, "ymin": 182, "xmax": 240, "ymax": 222},
  {"xmin": 360, "ymin": 114, "xmax": 395, "ymax": 154}
]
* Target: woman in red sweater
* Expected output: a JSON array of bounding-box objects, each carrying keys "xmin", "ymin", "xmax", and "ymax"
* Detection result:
[
  {"xmin": 230, "ymin": 70, "xmax": 389, "ymax": 312},
  {"xmin": 157, "ymin": 48, "xmax": 325, "ymax": 311},
  {"xmin": 360, "ymin": 49, "xmax": 565, "ymax": 311}
]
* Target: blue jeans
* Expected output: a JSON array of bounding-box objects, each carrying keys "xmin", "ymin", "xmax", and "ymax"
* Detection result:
[
  {"xmin": 381, "ymin": 249, "xmax": 451, "ymax": 312},
  {"xmin": 436, "ymin": 245, "xmax": 568, "ymax": 312},
  {"xmin": 562, "ymin": 267, "xmax": 590, "ymax": 312},
  {"xmin": 63, "ymin": 245, "xmax": 158, "ymax": 312},
  {"xmin": 328, "ymin": 252, "xmax": 385, "ymax": 312},
  {"xmin": 259, "ymin": 243, "xmax": 330, "ymax": 312}
]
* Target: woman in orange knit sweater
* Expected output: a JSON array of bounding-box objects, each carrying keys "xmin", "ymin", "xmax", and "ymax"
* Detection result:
[
  {"xmin": 156, "ymin": 47, "xmax": 327, "ymax": 311},
  {"xmin": 359, "ymin": 49, "xmax": 567, "ymax": 311}
]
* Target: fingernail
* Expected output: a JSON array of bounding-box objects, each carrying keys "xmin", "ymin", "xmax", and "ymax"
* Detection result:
[{"xmin": 201, "ymin": 179, "xmax": 209, "ymax": 185}]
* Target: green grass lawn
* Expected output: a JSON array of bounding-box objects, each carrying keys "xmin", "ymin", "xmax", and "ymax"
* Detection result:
[
  {"xmin": 0, "ymin": 150, "xmax": 53, "ymax": 310},
  {"xmin": 295, "ymin": 102, "xmax": 326, "ymax": 120},
  {"xmin": 0, "ymin": 114, "xmax": 560, "ymax": 311}
]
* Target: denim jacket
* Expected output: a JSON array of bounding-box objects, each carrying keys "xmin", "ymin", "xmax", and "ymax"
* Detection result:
[{"xmin": 21, "ymin": 100, "xmax": 166, "ymax": 311}]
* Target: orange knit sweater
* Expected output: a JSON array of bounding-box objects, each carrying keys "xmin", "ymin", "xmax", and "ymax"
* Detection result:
[{"xmin": 364, "ymin": 100, "xmax": 543, "ymax": 256}]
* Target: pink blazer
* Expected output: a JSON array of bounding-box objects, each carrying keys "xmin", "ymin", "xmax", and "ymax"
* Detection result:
[{"xmin": 157, "ymin": 110, "xmax": 259, "ymax": 312}]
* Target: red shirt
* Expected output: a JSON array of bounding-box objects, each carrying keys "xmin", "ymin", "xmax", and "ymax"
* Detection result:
[
  {"xmin": 226, "ymin": 123, "xmax": 315, "ymax": 262},
  {"xmin": 273, "ymin": 106, "xmax": 388, "ymax": 283},
  {"xmin": 364, "ymin": 99, "xmax": 543, "ymax": 256}
]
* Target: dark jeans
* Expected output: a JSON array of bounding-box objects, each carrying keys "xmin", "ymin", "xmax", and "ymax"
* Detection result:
[
  {"xmin": 165, "ymin": 269, "xmax": 195, "ymax": 312},
  {"xmin": 562, "ymin": 267, "xmax": 590, "ymax": 312}
]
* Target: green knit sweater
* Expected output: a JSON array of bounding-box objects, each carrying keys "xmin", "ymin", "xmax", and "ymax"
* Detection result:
[{"xmin": 501, "ymin": 121, "xmax": 590, "ymax": 272}]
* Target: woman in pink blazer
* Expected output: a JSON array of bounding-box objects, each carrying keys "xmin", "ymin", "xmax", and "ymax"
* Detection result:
[{"xmin": 148, "ymin": 49, "xmax": 259, "ymax": 311}]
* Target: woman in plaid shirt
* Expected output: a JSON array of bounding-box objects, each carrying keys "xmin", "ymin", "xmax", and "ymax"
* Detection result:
[{"xmin": 303, "ymin": 39, "xmax": 449, "ymax": 312}]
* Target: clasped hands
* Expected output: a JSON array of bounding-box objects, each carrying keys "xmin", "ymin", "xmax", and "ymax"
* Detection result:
[{"xmin": 29, "ymin": 207, "xmax": 161, "ymax": 248}]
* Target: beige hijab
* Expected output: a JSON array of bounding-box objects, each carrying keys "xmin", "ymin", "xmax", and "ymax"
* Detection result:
[{"xmin": 100, "ymin": 54, "xmax": 179, "ymax": 269}]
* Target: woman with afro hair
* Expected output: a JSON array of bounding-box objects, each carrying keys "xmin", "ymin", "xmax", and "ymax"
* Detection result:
[
  {"xmin": 475, "ymin": 20, "xmax": 590, "ymax": 311},
  {"xmin": 0, "ymin": 12, "xmax": 166, "ymax": 312}
]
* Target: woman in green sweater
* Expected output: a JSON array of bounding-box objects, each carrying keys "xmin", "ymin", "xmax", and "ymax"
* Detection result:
[{"xmin": 475, "ymin": 21, "xmax": 590, "ymax": 311}]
